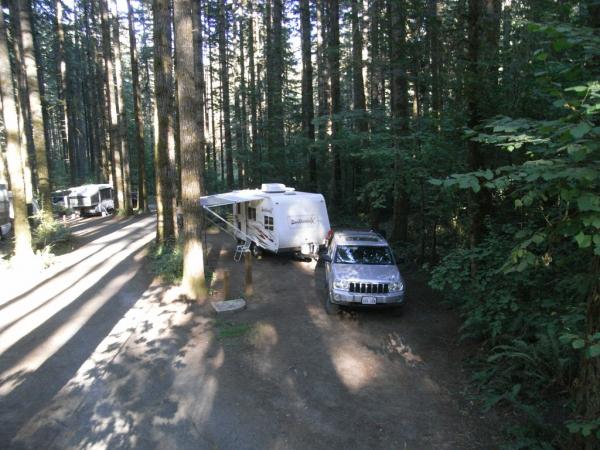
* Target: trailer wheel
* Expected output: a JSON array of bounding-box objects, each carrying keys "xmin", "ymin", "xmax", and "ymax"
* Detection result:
[{"xmin": 250, "ymin": 243, "xmax": 263, "ymax": 258}]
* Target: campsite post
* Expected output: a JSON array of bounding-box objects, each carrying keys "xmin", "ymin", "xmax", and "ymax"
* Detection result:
[{"xmin": 244, "ymin": 252, "xmax": 253, "ymax": 297}]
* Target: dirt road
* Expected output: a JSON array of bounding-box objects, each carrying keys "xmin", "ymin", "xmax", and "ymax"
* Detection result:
[{"xmin": 0, "ymin": 217, "xmax": 499, "ymax": 449}]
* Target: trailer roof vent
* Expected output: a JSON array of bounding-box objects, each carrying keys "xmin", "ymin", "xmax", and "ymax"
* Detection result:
[{"xmin": 261, "ymin": 183, "xmax": 287, "ymax": 193}]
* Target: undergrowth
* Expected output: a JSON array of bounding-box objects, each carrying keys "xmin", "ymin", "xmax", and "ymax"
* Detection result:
[
  {"xmin": 32, "ymin": 214, "xmax": 73, "ymax": 252},
  {"xmin": 430, "ymin": 225, "xmax": 586, "ymax": 449},
  {"xmin": 149, "ymin": 241, "xmax": 183, "ymax": 283}
]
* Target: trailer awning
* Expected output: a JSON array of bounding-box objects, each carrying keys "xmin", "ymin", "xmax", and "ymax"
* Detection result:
[{"xmin": 200, "ymin": 191, "xmax": 264, "ymax": 208}]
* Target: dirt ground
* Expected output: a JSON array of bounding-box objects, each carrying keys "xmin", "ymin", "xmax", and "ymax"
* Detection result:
[{"xmin": 1, "ymin": 217, "xmax": 501, "ymax": 449}]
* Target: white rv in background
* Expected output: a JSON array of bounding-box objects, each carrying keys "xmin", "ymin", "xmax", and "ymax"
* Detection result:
[
  {"xmin": 201, "ymin": 183, "xmax": 331, "ymax": 258},
  {"xmin": 68, "ymin": 184, "xmax": 114, "ymax": 217}
]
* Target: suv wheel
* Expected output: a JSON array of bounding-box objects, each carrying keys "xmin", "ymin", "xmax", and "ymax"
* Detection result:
[{"xmin": 325, "ymin": 292, "xmax": 341, "ymax": 315}]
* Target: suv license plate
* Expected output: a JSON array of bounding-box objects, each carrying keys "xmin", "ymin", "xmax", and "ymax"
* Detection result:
[{"xmin": 362, "ymin": 296, "xmax": 377, "ymax": 305}]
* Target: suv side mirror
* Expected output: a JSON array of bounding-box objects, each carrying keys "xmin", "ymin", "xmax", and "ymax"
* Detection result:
[{"xmin": 320, "ymin": 254, "xmax": 332, "ymax": 263}]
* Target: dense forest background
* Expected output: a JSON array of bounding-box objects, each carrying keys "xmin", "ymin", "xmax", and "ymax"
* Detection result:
[{"xmin": 0, "ymin": 0, "xmax": 599, "ymax": 447}]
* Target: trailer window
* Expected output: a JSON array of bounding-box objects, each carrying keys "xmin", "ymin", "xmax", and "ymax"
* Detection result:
[
  {"xmin": 264, "ymin": 215, "xmax": 274, "ymax": 230},
  {"xmin": 248, "ymin": 207, "xmax": 256, "ymax": 220}
]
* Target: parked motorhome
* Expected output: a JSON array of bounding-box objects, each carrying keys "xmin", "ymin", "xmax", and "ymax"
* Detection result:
[
  {"xmin": 68, "ymin": 184, "xmax": 114, "ymax": 217},
  {"xmin": 201, "ymin": 183, "xmax": 331, "ymax": 258},
  {"xmin": 0, "ymin": 184, "xmax": 12, "ymax": 238}
]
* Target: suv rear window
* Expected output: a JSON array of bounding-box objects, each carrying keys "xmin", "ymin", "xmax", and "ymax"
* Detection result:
[{"xmin": 334, "ymin": 245, "xmax": 394, "ymax": 265}]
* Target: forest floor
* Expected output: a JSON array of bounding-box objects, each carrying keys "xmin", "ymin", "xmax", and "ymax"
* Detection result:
[{"xmin": 0, "ymin": 215, "xmax": 501, "ymax": 449}]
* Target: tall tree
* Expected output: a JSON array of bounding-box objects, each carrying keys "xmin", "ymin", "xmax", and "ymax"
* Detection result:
[
  {"xmin": 153, "ymin": 0, "xmax": 175, "ymax": 242},
  {"xmin": 427, "ymin": 0, "xmax": 442, "ymax": 117},
  {"xmin": 53, "ymin": 0, "xmax": 74, "ymax": 182},
  {"xmin": 389, "ymin": 0, "xmax": 409, "ymax": 242},
  {"xmin": 299, "ymin": 0, "xmax": 316, "ymax": 189},
  {"xmin": 17, "ymin": 0, "xmax": 52, "ymax": 215},
  {"xmin": 174, "ymin": 0, "xmax": 207, "ymax": 299},
  {"xmin": 100, "ymin": 0, "xmax": 124, "ymax": 209},
  {"xmin": 127, "ymin": 0, "xmax": 147, "ymax": 211},
  {"xmin": 111, "ymin": 0, "xmax": 132, "ymax": 215},
  {"xmin": 247, "ymin": 0, "xmax": 259, "ymax": 183},
  {"xmin": 350, "ymin": 0, "xmax": 367, "ymax": 131},
  {"xmin": 466, "ymin": 0, "xmax": 500, "ymax": 250},
  {"xmin": 326, "ymin": 0, "xmax": 341, "ymax": 205},
  {"xmin": 217, "ymin": 0, "xmax": 233, "ymax": 188},
  {"xmin": 265, "ymin": 0, "xmax": 285, "ymax": 180},
  {"xmin": 0, "ymin": 10, "xmax": 32, "ymax": 260}
]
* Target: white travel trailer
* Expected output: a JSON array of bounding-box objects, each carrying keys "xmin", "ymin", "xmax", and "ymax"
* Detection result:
[
  {"xmin": 201, "ymin": 183, "xmax": 331, "ymax": 259},
  {"xmin": 68, "ymin": 184, "xmax": 114, "ymax": 216}
]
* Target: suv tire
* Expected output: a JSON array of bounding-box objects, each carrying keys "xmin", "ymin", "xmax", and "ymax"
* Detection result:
[{"xmin": 325, "ymin": 293, "xmax": 341, "ymax": 315}]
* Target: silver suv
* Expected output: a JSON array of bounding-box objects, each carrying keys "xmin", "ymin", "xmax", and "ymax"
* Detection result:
[{"xmin": 321, "ymin": 230, "xmax": 405, "ymax": 314}]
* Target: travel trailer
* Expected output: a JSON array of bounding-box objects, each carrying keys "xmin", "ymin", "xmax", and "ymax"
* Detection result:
[
  {"xmin": 201, "ymin": 183, "xmax": 331, "ymax": 259},
  {"xmin": 0, "ymin": 184, "xmax": 12, "ymax": 238},
  {"xmin": 68, "ymin": 184, "xmax": 114, "ymax": 217},
  {"xmin": 52, "ymin": 189, "xmax": 72, "ymax": 210}
]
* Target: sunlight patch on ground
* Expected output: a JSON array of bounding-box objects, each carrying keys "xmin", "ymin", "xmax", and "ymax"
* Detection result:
[
  {"xmin": 331, "ymin": 343, "xmax": 382, "ymax": 392},
  {"xmin": 0, "ymin": 222, "xmax": 155, "ymax": 396},
  {"xmin": 248, "ymin": 322, "xmax": 278, "ymax": 351}
]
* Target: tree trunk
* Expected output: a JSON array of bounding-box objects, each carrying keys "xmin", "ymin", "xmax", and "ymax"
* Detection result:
[
  {"xmin": 7, "ymin": 1, "xmax": 33, "ymax": 209},
  {"xmin": 300, "ymin": 0, "xmax": 316, "ymax": 190},
  {"xmin": 174, "ymin": 0, "xmax": 207, "ymax": 300},
  {"xmin": 327, "ymin": 0, "xmax": 341, "ymax": 206},
  {"xmin": 127, "ymin": 0, "xmax": 147, "ymax": 212},
  {"xmin": 389, "ymin": 0, "xmax": 409, "ymax": 243},
  {"xmin": 266, "ymin": 0, "xmax": 285, "ymax": 181},
  {"xmin": 247, "ymin": 1, "xmax": 259, "ymax": 184},
  {"xmin": 54, "ymin": 0, "xmax": 75, "ymax": 183},
  {"xmin": 0, "ymin": 12, "xmax": 33, "ymax": 260},
  {"xmin": 466, "ymin": 0, "xmax": 500, "ymax": 250},
  {"xmin": 152, "ymin": 0, "xmax": 175, "ymax": 243},
  {"xmin": 350, "ymin": 0, "xmax": 367, "ymax": 131},
  {"xmin": 316, "ymin": 0, "xmax": 329, "ymax": 148},
  {"xmin": 16, "ymin": 0, "xmax": 51, "ymax": 216},
  {"xmin": 90, "ymin": 0, "xmax": 110, "ymax": 184},
  {"xmin": 237, "ymin": 17, "xmax": 248, "ymax": 188},
  {"xmin": 427, "ymin": 0, "xmax": 442, "ymax": 117},
  {"xmin": 111, "ymin": 0, "xmax": 132, "ymax": 215},
  {"xmin": 217, "ymin": 0, "xmax": 233, "ymax": 189},
  {"xmin": 100, "ymin": 0, "xmax": 122, "ymax": 210}
]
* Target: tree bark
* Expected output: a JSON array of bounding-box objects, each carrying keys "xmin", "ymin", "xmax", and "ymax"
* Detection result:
[
  {"xmin": 100, "ymin": 0, "xmax": 122, "ymax": 210},
  {"xmin": 427, "ymin": 0, "xmax": 442, "ymax": 117},
  {"xmin": 247, "ymin": 1, "xmax": 259, "ymax": 184},
  {"xmin": 350, "ymin": 0, "xmax": 367, "ymax": 131},
  {"xmin": 300, "ymin": 0, "xmax": 316, "ymax": 189},
  {"xmin": 217, "ymin": 0, "xmax": 234, "ymax": 189},
  {"xmin": 265, "ymin": 0, "xmax": 285, "ymax": 181},
  {"xmin": 389, "ymin": 0, "xmax": 409, "ymax": 243},
  {"xmin": 16, "ymin": 0, "xmax": 51, "ymax": 215},
  {"xmin": 127, "ymin": 0, "xmax": 147, "ymax": 211},
  {"xmin": 326, "ymin": 0, "xmax": 341, "ymax": 206},
  {"xmin": 152, "ymin": 0, "xmax": 176, "ymax": 243},
  {"xmin": 466, "ymin": 0, "xmax": 500, "ymax": 250},
  {"xmin": 53, "ymin": 0, "xmax": 75, "ymax": 183},
  {"xmin": 111, "ymin": 0, "xmax": 132, "ymax": 215},
  {"xmin": 174, "ymin": 0, "xmax": 207, "ymax": 300},
  {"xmin": 0, "ymin": 11, "xmax": 33, "ymax": 260}
]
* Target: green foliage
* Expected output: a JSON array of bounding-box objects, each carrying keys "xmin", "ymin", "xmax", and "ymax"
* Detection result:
[
  {"xmin": 430, "ymin": 18, "xmax": 599, "ymax": 448},
  {"xmin": 32, "ymin": 214, "xmax": 73, "ymax": 251},
  {"xmin": 149, "ymin": 242, "xmax": 183, "ymax": 283}
]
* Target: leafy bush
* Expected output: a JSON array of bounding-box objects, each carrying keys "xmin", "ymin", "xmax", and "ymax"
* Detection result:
[{"xmin": 32, "ymin": 214, "xmax": 73, "ymax": 251}]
